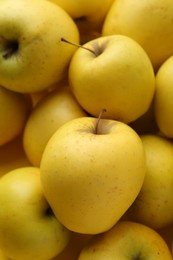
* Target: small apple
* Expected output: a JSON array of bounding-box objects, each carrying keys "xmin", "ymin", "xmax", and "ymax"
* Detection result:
[
  {"xmin": 40, "ymin": 115, "xmax": 146, "ymax": 234},
  {"xmin": 126, "ymin": 134, "xmax": 173, "ymax": 229},
  {"xmin": 23, "ymin": 85, "xmax": 87, "ymax": 166},
  {"xmin": 154, "ymin": 55, "xmax": 173, "ymax": 138},
  {"xmin": 0, "ymin": 0, "xmax": 79, "ymax": 93},
  {"xmin": 0, "ymin": 167, "xmax": 71, "ymax": 260},
  {"xmin": 102, "ymin": 0, "xmax": 173, "ymax": 72},
  {"xmin": 67, "ymin": 35, "xmax": 155, "ymax": 123},
  {"xmin": 78, "ymin": 221, "xmax": 173, "ymax": 260},
  {"xmin": 0, "ymin": 85, "xmax": 31, "ymax": 146}
]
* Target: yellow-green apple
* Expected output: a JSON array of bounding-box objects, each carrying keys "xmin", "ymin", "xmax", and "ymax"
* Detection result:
[
  {"xmin": 23, "ymin": 85, "xmax": 87, "ymax": 167},
  {"xmin": 154, "ymin": 56, "xmax": 173, "ymax": 138},
  {"xmin": 0, "ymin": 134, "xmax": 31, "ymax": 178},
  {"xmin": 0, "ymin": 0, "xmax": 79, "ymax": 93},
  {"xmin": 102, "ymin": 0, "xmax": 173, "ymax": 72},
  {"xmin": 47, "ymin": 0, "xmax": 114, "ymax": 32},
  {"xmin": 0, "ymin": 167, "xmax": 71, "ymax": 260},
  {"xmin": 0, "ymin": 85, "xmax": 31, "ymax": 146},
  {"xmin": 68, "ymin": 35, "xmax": 155, "ymax": 124},
  {"xmin": 126, "ymin": 134, "xmax": 173, "ymax": 229},
  {"xmin": 78, "ymin": 221, "xmax": 173, "ymax": 260},
  {"xmin": 40, "ymin": 116, "xmax": 146, "ymax": 234}
]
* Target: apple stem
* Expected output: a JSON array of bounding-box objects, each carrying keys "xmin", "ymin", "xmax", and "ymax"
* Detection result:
[
  {"xmin": 61, "ymin": 37, "xmax": 96, "ymax": 56},
  {"xmin": 95, "ymin": 108, "xmax": 107, "ymax": 134}
]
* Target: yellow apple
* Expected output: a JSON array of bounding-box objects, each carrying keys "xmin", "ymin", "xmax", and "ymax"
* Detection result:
[
  {"xmin": 23, "ymin": 85, "xmax": 87, "ymax": 166},
  {"xmin": 154, "ymin": 55, "xmax": 173, "ymax": 138},
  {"xmin": 126, "ymin": 134, "xmax": 173, "ymax": 229},
  {"xmin": 68, "ymin": 35, "xmax": 155, "ymax": 123},
  {"xmin": 0, "ymin": 167, "xmax": 71, "ymax": 260},
  {"xmin": 0, "ymin": 85, "xmax": 31, "ymax": 146},
  {"xmin": 0, "ymin": 0, "xmax": 79, "ymax": 93},
  {"xmin": 78, "ymin": 221, "xmax": 173, "ymax": 259},
  {"xmin": 40, "ymin": 116, "xmax": 146, "ymax": 234},
  {"xmin": 102, "ymin": 0, "xmax": 173, "ymax": 72}
]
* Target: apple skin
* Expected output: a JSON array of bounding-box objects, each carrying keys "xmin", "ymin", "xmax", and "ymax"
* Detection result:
[
  {"xmin": 40, "ymin": 116, "xmax": 146, "ymax": 234},
  {"xmin": 126, "ymin": 134, "xmax": 173, "ymax": 229},
  {"xmin": 68, "ymin": 35, "xmax": 155, "ymax": 123},
  {"xmin": 0, "ymin": 0, "xmax": 79, "ymax": 93},
  {"xmin": 154, "ymin": 55, "xmax": 173, "ymax": 138},
  {"xmin": 78, "ymin": 221, "xmax": 173, "ymax": 260},
  {"xmin": 23, "ymin": 85, "xmax": 87, "ymax": 166},
  {"xmin": 0, "ymin": 167, "xmax": 71, "ymax": 260},
  {"xmin": 102, "ymin": 0, "xmax": 173, "ymax": 72}
]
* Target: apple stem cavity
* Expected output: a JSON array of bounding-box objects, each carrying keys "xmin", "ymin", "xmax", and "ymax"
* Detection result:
[
  {"xmin": 95, "ymin": 108, "xmax": 107, "ymax": 134},
  {"xmin": 61, "ymin": 37, "xmax": 96, "ymax": 56},
  {"xmin": 0, "ymin": 36, "xmax": 19, "ymax": 59}
]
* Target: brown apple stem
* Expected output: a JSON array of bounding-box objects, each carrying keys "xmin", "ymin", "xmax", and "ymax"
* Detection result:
[
  {"xmin": 61, "ymin": 37, "xmax": 96, "ymax": 55},
  {"xmin": 95, "ymin": 108, "xmax": 107, "ymax": 134}
]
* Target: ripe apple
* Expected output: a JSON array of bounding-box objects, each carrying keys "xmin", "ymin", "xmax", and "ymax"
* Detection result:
[
  {"xmin": 0, "ymin": 167, "xmax": 71, "ymax": 260},
  {"xmin": 78, "ymin": 221, "xmax": 173, "ymax": 260},
  {"xmin": 0, "ymin": 85, "xmax": 31, "ymax": 146},
  {"xmin": 68, "ymin": 35, "xmax": 155, "ymax": 123},
  {"xmin": 40, "ymin": 116, "xmax": 146, "ymax": 234},
  {"xmin": 0, "ymin": 0, "xmax": 79, "ymax": 93},
  {"xmin": 102, "ymin": 0, "xmax": 173, "ymax": 72},
  {"xmin": 23, "ymin": 85, "xmax": 87, "ymax": 166},
  {"xmin": 154, "ymin": 55, "xmax": 173, "ymax": 138},
  {"xmin": 126, "ymin": 134, "xmax": 173, "ymax": 229}
]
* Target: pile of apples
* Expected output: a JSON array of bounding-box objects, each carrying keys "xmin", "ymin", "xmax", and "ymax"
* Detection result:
[{"xmin": 1, "ymin": 0, "xmax": 173, "ymax": 259}]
